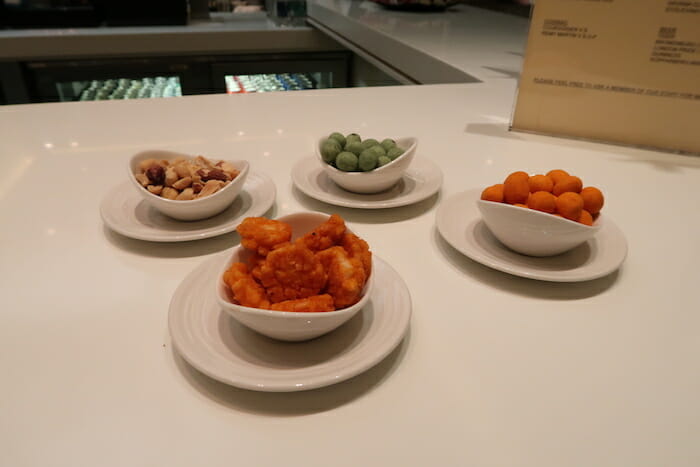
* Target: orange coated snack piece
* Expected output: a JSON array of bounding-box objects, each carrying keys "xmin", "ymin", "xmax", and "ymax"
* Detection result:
[
  {"xmin": 578, "ymin": 210, "xmax": 593, "ymax": 226},
  {"xmin": 528, "ymin": 174, "xmax": 554, "ymax": 193},
  {"xmin": 503, "ymin": 171, "xmax": 530, "ymax": 204},
  {"xmin": 556, "ymin": 192, "xmax": 584, "ymax": 221},
  {"xmin": 237, "ymin": 217, "xmax": 292, "ymax": 256},
  {"xmin": 552, "ymin": 175, "xmax": 583, "ymax": 196},
  {"xmin": 224, "ymin": 214, "xmax": 372, "ymax": 312},
  {"xmin": 546, "ymin": 169, "xmax": 569, "ymax": 185},
  {"xmin": 528, "ymin": 191, "xmax": 557, "ymax": 213},
  {"xmin": 481, "ymin": 170, "xmax": 605, "ymax": 225},
  {"xmin": 256, "ymin": 242, "xmax": 327, "ymax": 303},
  {"xmin": 223, "ymin": 263, "xmax": 270, "ymax": 309},
  {"xmin": 270, "ymin": 294, "xmax": 335, "ymax": 313},
  {"xmin": 580, "ymin": 187, "xmax": 604, "ymax": 214},
  {"xmin": 480, "ymin": 184, "xmax": 504, "ymax": 203},
  {"xmin": 298, "ymin": 214, "xmax": 346, "ymax": 252}
]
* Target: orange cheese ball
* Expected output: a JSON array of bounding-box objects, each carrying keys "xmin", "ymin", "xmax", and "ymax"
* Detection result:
[
  {"xmin": 514, "ymin": 203, "xmax": 528, "ymax": 208},
  {"xmin": 546, "ymin": 169, "xmax": 569, "ymax": 185},
  {"xmin": 480, "ymin": 184, "xmax": 504, "ymax": 203},
  {"xmin": 528, "ymin": 174, "xmax": 554, "ymax": 193},
  {"xmin": 552, "ymin": 175, "xmax": 583, "ymax": 196},
  {"xmin": 580, "ymin": 186, "xmax": 605, "ymax": 214},
  {"xmin": 503, "ymin": 171, "xmax": 530, "ymax": 205},
  {"xmin": 556, "ymin": 192, "xmax": 584, "ymax": 221},
  {"xmin": 578, "ymin": 210, "xmax": 594, "ymax": 226},
  {"xmin": 527, "ymin": 191, "xmax": 557, "ymax": 213}
]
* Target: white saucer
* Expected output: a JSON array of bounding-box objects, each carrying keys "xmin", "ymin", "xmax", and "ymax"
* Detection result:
[
  {"xmin": 436, "ymin": 189, "xmax": 628, "ymax": 282},
  {"xmin": 291, "ymin": 156, "xmax": 443, "ymax": 209},
  {"xmin": 168, "ymin": 253, "xmax": 411, "ymax": 392},
  {"xmin": 100, "ymin": 170, "xmax": 276, "ymax": 242}
]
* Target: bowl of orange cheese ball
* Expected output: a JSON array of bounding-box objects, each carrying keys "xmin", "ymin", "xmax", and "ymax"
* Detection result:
[
  {"xmin": 216, "ymin": 212, "xmax": 374, "ymax": 341},
  {"xmin": 478, "ymin": 169, "xmax": 605, "ymax": 256}
]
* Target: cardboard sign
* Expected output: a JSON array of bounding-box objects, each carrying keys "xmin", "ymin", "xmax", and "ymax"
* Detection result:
[{"xmin": 512, "ymin": 0, "xmax": 700, "ymax": 154}]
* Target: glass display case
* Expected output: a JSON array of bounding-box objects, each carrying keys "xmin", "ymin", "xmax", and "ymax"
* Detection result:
[
  {"xmin": 58, "ymin": 76, "xmax": 182, "ymax": 101},
  {"xmin": 19, "ymin": 52, "xmax": 349, "ymax": 104}
]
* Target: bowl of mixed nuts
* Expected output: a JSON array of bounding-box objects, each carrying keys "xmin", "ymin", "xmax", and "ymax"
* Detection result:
[{"xmin": 129, "ymin": 150, "xmax": 249, "ymax": 221}]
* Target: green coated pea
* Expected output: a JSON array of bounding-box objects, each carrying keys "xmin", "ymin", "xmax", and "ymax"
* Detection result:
[
  {"xmin": 368, "ymin": 145, "xmax": 386, "ymax": 158},
  {"xmin": 377, "ymin": 155, "xmax": 392, "ymax": 167},
  {"xmin": 387, "ymin": 146, "xmax": 404, "ymax": 161},
  {"xmin": 358, "ymin": 149, "xmax": 378, "ymax": 172},
  {"xmin": 321, "ymin": 139, "xmax": 342, "ymax": 164},
  {"xmin": 380, "ymin": 138, "xmax": 396, "ymax": 151},
  {"xmin": 336, "ymin": 151, "xmax": 359, "ymax": 171},
  {"xmin": 361, "ymin": 138, "xmax": 379, "ymax": 149},
  {"xmin": 344, "ymin": 141, "xmax": 364, "ymax": 156},
  {"xmin": 329, "ymin": 132, "xmax": 346, "ymax": 147},
  {"xmin": 345, "ymin": 133, "xmax": 361, "ymax": 145}
]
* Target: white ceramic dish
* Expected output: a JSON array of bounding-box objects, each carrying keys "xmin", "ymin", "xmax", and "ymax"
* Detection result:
[
  {"xmin": 168, "ymin": 253, "xmax": 411, "ymax": 392},
  {"xmin": 291, "ymin": 156, "xmax": 443, "ymax": 209},
  {"xmin": 129, "ymin": 150, "xmax": 249, "ymax": 221},
  {"xmin": 477, "ymin": 199, "xmax": 602, "ymax": 257},
  {"xmin": 316, "ymin": 137, "xmax": 417, "ymax": 194},
  {"xmin": 436, "ymin": 189, "xmax": 627, "ymax": 282},
  {"xmin": 100, "ymin": 170, "xmax": 275, "ymax": 242},
  {"xmin": 215, "ymin": 212, "xmax": 374, "ymax": 341}
]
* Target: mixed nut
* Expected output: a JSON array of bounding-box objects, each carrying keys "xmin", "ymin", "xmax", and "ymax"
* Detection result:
[{"xmin": 134, "ymin": 155, "xmax": 240, "ymax": 201}]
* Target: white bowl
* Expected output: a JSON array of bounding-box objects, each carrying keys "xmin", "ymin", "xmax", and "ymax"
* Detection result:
[
  {"xmin": 216, "ymin": 212, "xmax": 374, "ymax": 342},
  {"xmin": 128, "ymin": 150, "xmax": 249, "ymax": 221},
  {"xmin": 477, "ymin": 200, "xmax": 602, "ymax": 257},
  {"xmin": 316, "ymin": 137, "xmax": 417, "ymax": 194}
]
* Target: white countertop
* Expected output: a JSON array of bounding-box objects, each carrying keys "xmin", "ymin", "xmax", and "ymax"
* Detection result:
[
  {"xmin": 308, "ymin": 0, "xmax": 529, "ymax": 83},
  {"xmin": 1, "ymin": 82, "xmax": 699, "ymax": 466}
]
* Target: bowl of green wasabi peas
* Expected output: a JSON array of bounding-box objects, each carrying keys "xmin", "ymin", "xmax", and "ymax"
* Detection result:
[{"xmin": 316, "ymin": 132, "xmax": 417, "ymax": 194}]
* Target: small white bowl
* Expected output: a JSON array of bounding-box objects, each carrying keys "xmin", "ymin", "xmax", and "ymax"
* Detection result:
[
  {"xmin": 316, "ymin": 137, "xmax": 417, "ymax": 194},
  {"xmin": 216, "ymin": 212, "xmax": 374, "ymax": 342},
  {"xmin": 128, "ymin": 150, "xmax": 249, "ymax": 221},
  {"xmin": 477, "ymin": 200, "xmax": 602, "ymax": 257}
]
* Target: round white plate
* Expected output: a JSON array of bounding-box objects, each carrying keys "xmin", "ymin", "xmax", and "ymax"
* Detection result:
[
  {"xmin": 436, "ymin": 189, "xmax": 628, "ymax": 282},
  {"xmin": 168, "ymin": 253, "xmax": 411, "ymax": 392},
  {"xmin": 100, "ymin": 171, "xmax": 276, "ymax": 242},
  {"xmin": 291, "ymin": 156, "xmax": 443, "ymax": 209}
]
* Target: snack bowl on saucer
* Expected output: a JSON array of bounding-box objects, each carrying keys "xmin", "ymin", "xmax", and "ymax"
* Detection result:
[
  {"xmin": 128, "ymin": 150, "xmax": 249, "ymax": 221},
  {"xmin": 316, "ymin": 137, "xmax": 417, "ymax": 194},
  {"xmin": 477, "ymin": 199, "xmax": 602, "ymax": 257},
  {"xmin": 216, "ymin": 212, "xmax": 374, "ymax": 342}
]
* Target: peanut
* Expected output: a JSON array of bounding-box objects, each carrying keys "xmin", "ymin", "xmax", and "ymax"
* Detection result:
[
  {"xmin": 195, "ymin": 155, "xmax": 213, "ymax": 169},
  {"xmin": 197, "ymin": 180, "xmax": 223, "ymax": 198},
  {"xmin": 165, "ymin": 167, "xmax": 178, "ymax": 187},
  {"xmin": 147, "ymin": 185, "xmax": 163, "ymax": 195},
  {"xmin": 135, "ymin": 173, "xmax": 149, "ymax": 186},
  {"xmin": 176, "ymin": 188, "xmax": 195, "ymax": 201},
  {"xmin": 161, "ymin": 187, "xmax": 179, "ymax": 200},
  {"xmin": 172, "ymin": 176, "xmax": 192, "ymax": 190},
  {"xmin": 174, "ymin": 163, "xmax": 190, "ymax": 178}
]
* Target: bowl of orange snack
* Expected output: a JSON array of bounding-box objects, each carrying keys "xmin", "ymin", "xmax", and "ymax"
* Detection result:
[
  {"xmin": 478, "ymin": 169, "xmax": 605, "ymax": 256},
  {"xmin": 129, "ymin": 150, "xmax": 249, "ymax": 221},
  {"xmin": 216, "ymin": 212, "xmax": 374, "ymax": 341}
]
